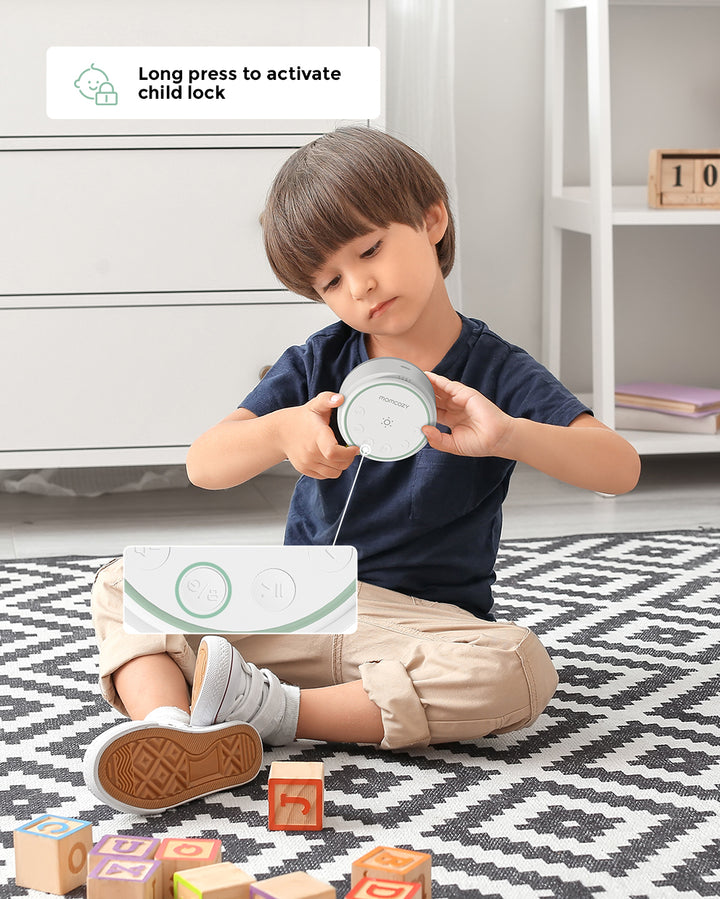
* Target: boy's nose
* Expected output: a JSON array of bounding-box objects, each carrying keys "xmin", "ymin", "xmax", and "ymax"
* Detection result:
[{"xmin": 349, "ymin": 273, "xmax": 376, "ymax": 300}]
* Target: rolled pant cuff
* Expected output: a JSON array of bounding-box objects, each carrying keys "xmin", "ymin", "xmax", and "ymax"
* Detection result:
[
  {"xmin": 98, "ymin": 631, "xmax": 196, "ymax": 718},
  {"xmin": 359, "ymin": 658, "xmax": 430, "ymax": 750}
]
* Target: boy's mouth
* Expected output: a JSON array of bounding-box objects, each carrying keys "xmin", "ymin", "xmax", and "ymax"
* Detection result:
[{"xmin": 369, "ymin": 297, "xmax": 396, "ymax": 319}]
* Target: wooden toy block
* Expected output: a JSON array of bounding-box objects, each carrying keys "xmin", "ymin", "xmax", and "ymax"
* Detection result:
[
  {"xmin": 89, "ymin": 834, "xmax": 160, "ymax": 868},
  {"xmin": 346, "ymin": 879, "xmax": 421, "ymax": 899},
  {"xmin": 351, "ymin": 847, "xmax": 431, "ymax": 899},
  {"xmin": 268, "ymin": 761, "xmax": 324, "ymax": 831},
  {"xmin": 87, "ymin": 857, "xmax": 162, "ymax": 899},
  {"xmin": 659, "ymin": 156, "xmax": 695, "ymax": 198},
  {"xmin": 648, "ymin": 148, "xmax": 720, "ymax": 208},
  {"xmin": 697, "ymin": 158, "xmax": 720, "ymax": 199},
  {"xmin": 249, "ymin": 871, "xmax": 335, "ymax": 899},
  {"xmin": 13, "ymin": 814, "xmax": 93, "ymax": 894},
  {"xmin": 155, "ymin": 839, "xmax": 223, "ymax": 899},
  {"xmin": 174, "ymin": 862, "xmax": 255, "ymax": 899}
]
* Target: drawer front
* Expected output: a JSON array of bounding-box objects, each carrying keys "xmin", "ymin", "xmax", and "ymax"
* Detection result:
[
  {"xmin": 1, "ymin": 147, "xmax": 296, "ymax": 296},
  {"xmin": 1, "ymin": 303, "xmax": 336, "ymax": 451},
  {"xmin": 1, "ymin": 0, "xmax": 373, "ymax": 138}
]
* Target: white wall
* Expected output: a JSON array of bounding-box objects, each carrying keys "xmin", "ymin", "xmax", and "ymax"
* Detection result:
[
  {"xmin": 454, "ymin": 0, "xmax": 546, "ymax": 356},
  {"xmin": 454, "ymin": 1, "xmax": 720, "ymax": 394}
]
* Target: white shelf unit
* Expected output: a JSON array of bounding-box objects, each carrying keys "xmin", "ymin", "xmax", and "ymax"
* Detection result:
[{"xmin": 542, "ymin": 0, "xmax": 720, "ymax": 456}]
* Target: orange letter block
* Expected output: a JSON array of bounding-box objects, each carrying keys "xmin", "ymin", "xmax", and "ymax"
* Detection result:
[
  {"xmin": 250, "ymin": 871, "xmax": 335, "ymax": 898},
  {"xmin": 174, "ymin": 862, "xmax": 256, "ymax": 899},
  {"xmin": 268, "ymin": 761, "xmax": 324, "ymax": 831},
  {"xmin": 87, "ymin": 857, "xmax": 162, "ymax": 899},
  {"xmin": 155, "ymin": 838, "xmax": 223, "ymax": 899},
  {"xmin": 351, "ymin": 847, "xmax": 431, "ymax": 899},
  {"xmin": 347, "ymin": 879, "xmax": 421, "ymax": 899},
  {"xmin": 13, "ymin": 814, "xmax": 93, "ymax": 894}
]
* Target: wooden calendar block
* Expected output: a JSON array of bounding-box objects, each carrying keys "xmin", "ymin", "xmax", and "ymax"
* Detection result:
[
  {"xmin": 659, "ymin": 156, "xmax": 694, "ymax": 198},
  {"xmin": 87, "ymin": 857, "xmax": 162, "ymax": 899},
  {"xmin": 649, "ymin": 149, "xmax": 720, "ymax": 208},
  {"xmin": 90, "ymin": 834, "xmax": 160, "ymax": 868},
  {"xmin": 249, "ymin": 871, "xmax": 335, "ymax": 899},
  {"xmin": 13, "ymin": 814, "xmax": 93, "ymax": 894},
  {"xmin": 347, "ymin": 879, "xmax": 421, "ymax": 899},
  {"xmin": 696, "ymin": 158, "xmax": 720, "ymax": 201},
  {"xmin": 351, "ymin": 847, "xmax": 431, "ymax": 899},
  {"xmin": 155, "ymin": 839, "xmax": 223, "ymax": 899},
  {"xmin": 174, "ymin": 862, "xmax": 255, "ymax": 899},
  {"xmin": 268, "ymin": 761, "xmax": 324, "ymax": 831}
]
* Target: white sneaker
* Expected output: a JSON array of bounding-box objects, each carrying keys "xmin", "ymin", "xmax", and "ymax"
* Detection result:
[
  {"xmin": 83, "ymin": 708, "xmax": 262, "ymax": 815},
  {"xmin": 190, "ymin": 636, "xmax": 300, "ymax": 746}
]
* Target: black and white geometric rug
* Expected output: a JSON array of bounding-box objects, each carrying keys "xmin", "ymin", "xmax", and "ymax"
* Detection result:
[{"xmin": 2, "ymin": 530, "xmax": 719, "ymax": 898}]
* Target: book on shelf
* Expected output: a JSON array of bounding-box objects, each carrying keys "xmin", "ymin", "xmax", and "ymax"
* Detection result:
[
  {"xmin": 614, "ymin": 382, "xmax": 720, "ymax": 416},
  {"xmin": 614, "ymin": 405, "xmax": 720, "ymax": 434}
]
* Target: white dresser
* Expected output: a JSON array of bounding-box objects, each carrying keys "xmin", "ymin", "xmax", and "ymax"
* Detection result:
[{"xmin": 0, "ymin": 0, "xmax": 385, "ymax": 470}]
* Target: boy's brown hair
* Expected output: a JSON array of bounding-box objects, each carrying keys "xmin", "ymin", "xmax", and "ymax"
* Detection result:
[{"xmin": 261, "ymin": 126, "xmax": 455, "ymax": 301}]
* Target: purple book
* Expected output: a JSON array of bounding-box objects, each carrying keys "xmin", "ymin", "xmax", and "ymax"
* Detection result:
[{"xmin": 615, "ymin": 382, "xmax": 720, "ymax": 416}]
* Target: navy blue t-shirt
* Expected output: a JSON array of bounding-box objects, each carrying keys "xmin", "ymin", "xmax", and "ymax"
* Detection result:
[{"xmin": 240, "ymin": 314, "xmax": 590, "ymax": 619}]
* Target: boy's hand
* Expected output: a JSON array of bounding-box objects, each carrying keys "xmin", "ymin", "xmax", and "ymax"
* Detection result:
[
  {"xmin": 421, "ymin": 372, "xmax": 514, "ymax": 458},
  {"xmin": 277, "ymin": 392, "xmax": 359, "ymax": 479}
]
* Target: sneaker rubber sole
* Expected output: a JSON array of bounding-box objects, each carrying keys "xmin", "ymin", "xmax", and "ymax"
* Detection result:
[{"xmin": 84, "ymin": 720, "xmax": 262, "ymax": 815}]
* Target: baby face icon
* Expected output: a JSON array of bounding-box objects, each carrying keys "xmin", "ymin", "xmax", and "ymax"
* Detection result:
[{"xmin": 74, "ymin": 63, "xmax": 109, "ymax": 100}]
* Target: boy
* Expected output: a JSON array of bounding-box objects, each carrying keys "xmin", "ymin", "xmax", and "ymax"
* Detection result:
[{"xmin": 86, "ymin": 126, "xmax": 640, "ymax": 814}]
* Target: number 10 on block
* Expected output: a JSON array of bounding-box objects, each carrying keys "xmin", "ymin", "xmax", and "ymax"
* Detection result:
[{"xmin": 649, "ymin": 149, "xmax": 720, "ymax": 208}]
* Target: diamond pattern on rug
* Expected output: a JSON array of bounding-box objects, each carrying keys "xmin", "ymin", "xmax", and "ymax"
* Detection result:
[{"xmin": 1, "ymin": 530, "xmax": 719, "ymax": 898}]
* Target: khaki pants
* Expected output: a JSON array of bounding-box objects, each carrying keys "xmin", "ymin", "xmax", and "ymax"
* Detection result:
[{"xmin": 91, "ymin": 558, "xmax": 558, "ymax": 750}]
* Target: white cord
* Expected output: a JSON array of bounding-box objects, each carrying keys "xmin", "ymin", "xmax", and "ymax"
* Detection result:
[{"xmin": 332, "ymin": 445, "xmax": 370, "ymax": 546}]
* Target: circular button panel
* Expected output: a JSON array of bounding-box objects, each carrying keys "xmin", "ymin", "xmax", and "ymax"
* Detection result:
[
  {"xmin": 176, "ymin": 563, "xmax": 231, "ymax": 618},
  {"xmin": 341, "ymin": 382, "xmax": 432, "ymax": 461}
]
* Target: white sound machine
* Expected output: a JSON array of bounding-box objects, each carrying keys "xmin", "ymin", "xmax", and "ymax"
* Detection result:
[{"xmin": 337, "ymin": 357, "xmax": 436, "ymax": 462}]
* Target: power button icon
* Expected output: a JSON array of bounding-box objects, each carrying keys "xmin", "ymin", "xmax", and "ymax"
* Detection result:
[{"xmin": 175, "ymin": 563, "xmax": 231, "ymax": 619}]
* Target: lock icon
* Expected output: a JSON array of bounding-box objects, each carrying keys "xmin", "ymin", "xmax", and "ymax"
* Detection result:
[{"xmin": 95, "ymin": 81, "xmax": 118, "ymax": 106}]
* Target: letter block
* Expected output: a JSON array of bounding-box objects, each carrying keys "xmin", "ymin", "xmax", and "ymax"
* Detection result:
[
  {"xmin": 347, "ymin": 878, "xmax": 421, "ymax": 899},
  {"xmin": 174, "ymin": 862, "xmax": 255, "ymax": 899},
  {"xmin": 13, "ymin": 814, "xmax": 93, "ymax": 894},
  {"xmin": 90, "ymin": 834, "xmax": 160, "ymax": 869},
  {"xmin": 87, "ymin": 857, "xmax": 162, "ymax": 899},
  {"xmin": 268, "ymin": 761, "xmax": 324, "ymax": 831},
  {"xmin": 249, "ymin": 871, "xmax": 335, "ymax": 899},
  {"xmin": 351, "ymin": 847, "xmax": 431, "ymax": 899},
  {"xmin": 156, "ymin": 838, "xmax": 223, "ymax": 899}
]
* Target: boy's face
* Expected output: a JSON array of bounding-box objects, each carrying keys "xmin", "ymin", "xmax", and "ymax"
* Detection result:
[{"xmin": 311, "ymin": 205, "xmax": 448, "ymax": 346}]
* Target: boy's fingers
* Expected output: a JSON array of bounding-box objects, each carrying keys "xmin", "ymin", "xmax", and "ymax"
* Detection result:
[
  {"xmin": 422, "ymin": 425, "xmax": 459, "ymax": 455},
  {"xmin": 426, "ymin": 372, "xmax": 483, "ymax": 411},
  {"xmin": 307, "ymin": 391, "xmax": 344, "ymax": 414},
  {"xmin": 315, "ymin": 427, "xmax": 357, "ymax": 464},
  {"xmin": 324, "ymin": 442, "xmax": 359, "ymax": 465},
  {"xmin": 305, "ymin": 444, "xmax": 358, "ymax": 479},
  {"xmin": 425, "ymin": 371, "xmax": 466, "ymax": 406},
  {"xmin": 424, "ymin": 371, "xmax": 450, "ymax": 388}
]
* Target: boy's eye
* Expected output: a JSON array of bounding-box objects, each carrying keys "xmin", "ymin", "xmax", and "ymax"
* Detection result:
[
  {"xmin": 361, "ymin": 240, "xmax": 382, "ymax": 258},
  {"xmin": 319, "ymin": 239, "xmax": 382, "ymax": 292}
]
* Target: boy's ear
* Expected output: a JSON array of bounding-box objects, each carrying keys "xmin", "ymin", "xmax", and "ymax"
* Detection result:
[{"xmin": 424, "ymin": 202, "xmax": 449, "ymax": 245}]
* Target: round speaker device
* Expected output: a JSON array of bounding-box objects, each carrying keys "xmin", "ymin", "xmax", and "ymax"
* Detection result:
[{"xmin": 337, "ymin": 358, "xmax": 437, "ymax": 462}]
